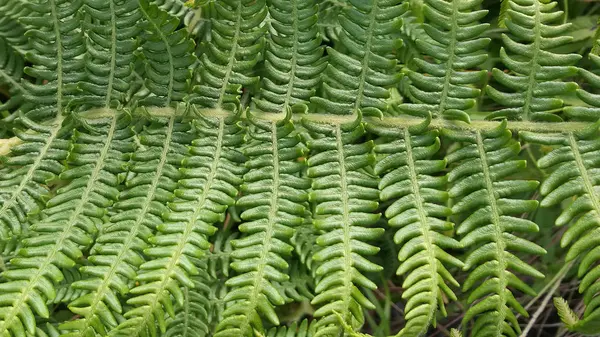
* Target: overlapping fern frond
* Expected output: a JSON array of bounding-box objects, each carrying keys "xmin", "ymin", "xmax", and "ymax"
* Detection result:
[
  {"xmin": 311, "ymin": 0, "xmax": 407, "ymax": 117},
  {"xmin": 565, "ymin": 53, "xmax": 600, "ymax": 121},
  {"xmin": 444, "ymin": 122, "xmax": 545, "ymax": 337},
  {"xmin": 58, "ymin": 116, "xmax": 193, "ymax": 337},
  {"xmin": 486, "ymin": 0, "xmax": 581, "ymax": 121},
  {"xmin": 0, "ymin": 39, "xmax": 27, "ymax": 113},
  {"xmin": 302, "ymin": 115, "xmax": 382, "ymax": 336},
  {"xmin": 164, "ymin": 260, "xmax": 213, "ymax": 337},
  {"xmin": 398, "ymin": 0, "xmax": 490, "ymax": 122},
  {"xmin": 216, "ymin": 112, "xmax": 309, "ymax": 336},
  {"xmin": 0, "ymin": 114, "xmax": 71, "ymax": 242},
  {"xmin": 77, "ymin": 0, "xmax": 141, "ymax": 109},
  {"xmin": 521, "ymin": 128, "xmax": 600, "ymax": 334},
  {"xmin": 3, "ymin": 0, "xmax": 600, "ymax": 335},
  {"xmin": 0, "ymin": 114, "xmax": 134, "ymax": 337},
  {"xmin": 20, "ymin": 0, "xmax": 86, "ymax": 116},
  {"xmin": 0, "ymin": 0, "xmax": 30, "ymax": 113},
  {"xmin": 110, "ymin": 113, "xmax": 245, "ymax": 337},
  {"xmin": 139, "ymin": 0, "xmax": 198, "ymax": 107},
  {"xmin": 189, "ymin": 0, "xmax": 266, "ymax": 111},
  {"xmin": 369, "ymin": 117, "xmax": 463, "ymax": 336},
  {"xmin": 253, "ymin": 0, "xmax": 326, "ymax": 114}
]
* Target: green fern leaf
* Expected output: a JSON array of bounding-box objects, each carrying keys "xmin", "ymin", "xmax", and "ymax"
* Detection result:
[
  {"xmin": 215, "ymin": 112, "xmax": 310, "ymax": 336},
  {"xmin": 0, "ymin": 39, "xmax": 27, "ymax": 112},
  {"xmin": 206, "ymin": 229, "xmax": 238, "ymax": 280},
  {"xmin": 553, "ymin": 296, "xmax": 600, "ymax": 335},
  {"xmin": 153, "ymin": 0, "xmax": 208, "ymax": 36},
  {"xmin": 58, "ymin": 116, "xmax": 193, "ymax": 337},
  {"xmin": 0, "ymin": 115, "xmax": 71, "ymax": 241},
  {"xmin": 110, "ymin": 113, "xmax": 245, "ymax": 337},
  {"xmin": 486, "ymin": 0, "xmax": 581, "ymax": 121},
  {"xmin": 0, "ymin": 114, "xmax": 134, "ymax": 337},
  {"xmin": 164, "ymin": 261, "xmax": 213, "ymax": 337},
  {"xmin": 189, "ymin": 0, "xmax": 267, "ymax": 111},
  {"xmin": 444, "ymin": 121, "xmax": 545, "ymax": 337},
  {"xmin": 398, "ymin": 0, "xmax": 490, "ymax": 122},
  {"xmin": 291, "ymin": 215, "xmax": 319, "ymax": 273},
  {"xmin": 302, "ymin": 114, "xmax": 382, "ymax": 336},
  {"xmin": 19, "ymin": 0, "xmax": 86, "ymax": 114},
  {"xmin": 564, "ymin": 53, "xmax": 600, "ymax": 121},
  {"xmin": 49, "ymin": 268, "xmax": 90, "ymax": 306},
  {"xmin": 75, "ymin": 0, "xmax": 141, "ymax": 109},
  {"xmin": 252, "ymin": 0, "xmax": 326, "ymax": 114},
  {"xmin": 0, "ymin": 0, "xmax": 30, "ymax": 112},
  {"xmin": 521, "ymin": 127, "xmax": 600, "ymax": 332},
  {"xmin": 311, "ymin": 0, "xmax": 407, "ymax": 117},
  {"xmin": 369, "ymin": 117, "xmax": 463, "ymax": 336},
  {"xmin": 138, "ymin": 0, "xmax": 198, "ymax": 107},
  {"xmin": 259, "ymin": 319, "xmax": 317, "ymax": 337}
]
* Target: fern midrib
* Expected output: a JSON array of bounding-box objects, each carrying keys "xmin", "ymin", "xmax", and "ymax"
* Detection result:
[
  {"xmin": 438, "ymin": 1, "xmax": 459, "ymax": 116},
  {"xmin": 523, "ymin": 0, "xmax": 541, "ymax": 121},
  {"xmin": 568, "ymin": 133, "xmax": 600, "ymax": 220},
  {"xmin": 352, "ymin": 1, "xmax": 378, "ymax": 114},
  {"xmin": 281, "ymin": 1, "xmax": 299, "ymax": 113},
  {"xmin": 475, "ymin": 131, "xmax": 508, "ymax": 336},
  {"xmin": 217, "ymin": 2, "xmax": 242, "ymax": 109},
  {"xmin": 140, "ymin": 3, "xmax": 174, "ymax": 106},
  {"xmin": 0, "ymin": 114, "xmax": 65, "ymax": 235},
  {"xmin": 104, "ymin": 0, "xmax": 117, "ymax": 107},
  {"xmin": 72, "ymin": 117, "xmax": 175, "ymax": 336},
  {"xmin": 126, "ymin": 117, "xmax": 225, "ymax": 336},
  {"xmin": 336, "ymin": 124, "xmax": 354, "ymax": 328},
  {"xmin": 239, "ymin": 121, "xmax": 281, "ymax": 334},
  {"xmin": 403, "ymin": 128, "xmax": 438, "ymax": 333},
  {"xmin": 0, "ymin": 116, "xmax": 117, "ymax": 334}
]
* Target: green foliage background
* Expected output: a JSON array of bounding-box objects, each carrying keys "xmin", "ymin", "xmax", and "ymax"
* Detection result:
[{"xmin": 0, "ymin": 0, "xmax": 600, "ymax": 336}]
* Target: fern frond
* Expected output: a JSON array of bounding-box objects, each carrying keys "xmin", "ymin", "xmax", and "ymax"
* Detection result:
[
  {"xmin": 444, "ymin": 121, "xmax": 545, "ymax": 337},
  {"xmin": 260, "ymin": 319, "xmax": 317, "ymax": 337},
  {"xmin": 0, "ymin": 0, "xmax": 31, "ymax": 23},
  {"xmin": 396, "ymin": 8, "xmax": 425, "ymax": 68},
  {"xmin": 302, "ymin": 115, "xmax": 382, "ymax": 335},
  {"xmin": 486, "ymin": 0, "xmax": 581, "ymax": 121},
  {"xmin": 369, "ymin": 118, "xmax": 463, "ymax": 337},
  {"xmin": 216, "ymin": 112, "xmax": 309, "ymax": 336},
  {"xmin": 564, "ymin": 53, "xmax": 600, "ymax": 121},
  {"xmin": 206, "ymin": 229, "xmax": 237, "ymax": 280},
  {"xmin": 19, "ymin": 0, "xmax": 86, "ymax": 115},
  {"xmin": 252, "ymin": 0, "xmax": 326, "ymax": 114},
  {"xmin": 138, "ymin": 0, "xmax": 197, "ymax": 107},
  {"xmin": 0, "ymin": 2, "xmax": 29, "ymax": 56},
  {"xmin": 76, "ymin": 0, "xmax": 141, "ymax": 109},
  {"xmin": 399, "ymin": 0, "xmax": 490, "ymax": 122},
  {"xmin": 521, "ymin": 128, "xmax": 600, "ymax": 332},
  {"xmin": 311, "ymin": 0, "xmax": 406, "ymax": 117},
  {"xmin": 553, "ymin": 296, "xmax": 600, "ymax": 335},
  {"xmin": 291, "ymin": 216, "xmax": 319, "ymax": 273},
  {"xmin": 0, "ymin": 114, "xmax": 134, "ymax": 337},
  {"xmin": 0, "ymin": 0, "xmax": 30, "ymax": 112},
  {"xmin": 164, "ymin": 261, "xmax": 213, "ymax": 337},
  {"xmin": 275, "ymin": 260, "xmax": 315, "ymax": 304},
  {"xmin": 110, "ymin": 113, "xmax": 245, "ymax": 337},
  {"xmin": 0, "ymin": 39, "xmax": 27, "ymax": 112},
  {"xmin": 189, "ymin": 0, "xmax": 267, "ymax": 111},
  {"xmin": 0, "ymin": 114, "xmax": 71, "ymax": 240},
  {"xmin": 58, "ymin": 116, "xmax": 193, "ymax": 337},
  {"xmin": 50, "ymin": 268, "xmax": 90, "ymax": 305},
  {"xmin": 154, "ymin": 0, "xmax": 209, "ymax": 36}
]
